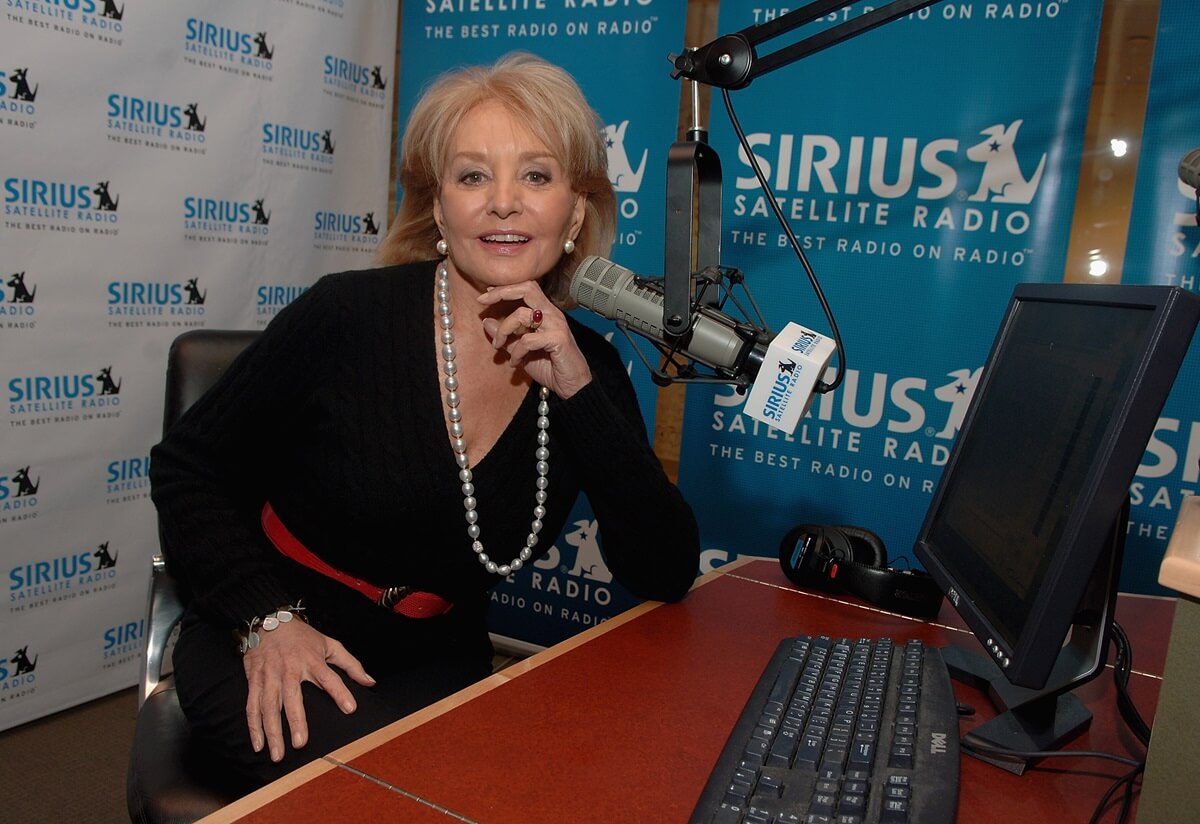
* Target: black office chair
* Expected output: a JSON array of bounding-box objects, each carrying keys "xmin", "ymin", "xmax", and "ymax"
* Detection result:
[{"xmin": 126, "ymin": 329, "xmax": 260, "ymax": 824}]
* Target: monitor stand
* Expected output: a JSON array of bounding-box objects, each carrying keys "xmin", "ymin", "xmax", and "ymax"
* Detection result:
[{"xmin": 943, "ymin": 499, "xmax": 1128, "ymax": 775}]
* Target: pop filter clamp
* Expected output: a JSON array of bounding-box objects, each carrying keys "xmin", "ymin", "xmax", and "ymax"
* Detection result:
[{"xmin": 653, "ymin": 0, "xmax": 946, "ymax": 393}]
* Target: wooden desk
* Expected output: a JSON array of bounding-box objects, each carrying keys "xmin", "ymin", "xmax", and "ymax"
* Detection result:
[{"xmin": 203, "ymin": 558, "xmax": 1171, "ymax": 823}]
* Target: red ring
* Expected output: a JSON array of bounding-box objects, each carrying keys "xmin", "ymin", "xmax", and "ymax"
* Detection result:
[{"xmin": 531, "ymin": 309, "xmax": 544, "ymax": 325}]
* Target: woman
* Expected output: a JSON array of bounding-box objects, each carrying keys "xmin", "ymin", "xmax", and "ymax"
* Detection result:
[{"xmin": 150, "ymin": 51, "xmax": 700, "ymax": 790}]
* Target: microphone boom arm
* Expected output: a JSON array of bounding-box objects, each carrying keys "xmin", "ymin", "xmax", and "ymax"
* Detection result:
[{"xmin": 670, "ymin": 0, "xmax": 946, "ymax": 91}]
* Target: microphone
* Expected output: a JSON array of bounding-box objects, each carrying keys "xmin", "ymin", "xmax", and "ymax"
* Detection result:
[
  {"xmin": 1180, "ymin": 147, "xmax": 1200, "ymax": 191},
  {"xmin": 570, "ymin": 255, "xmax": 835, "ymax": 433},
  {"xmin": 1182, "ymin": 148, "xmax": 1200, "ymax": 227}
]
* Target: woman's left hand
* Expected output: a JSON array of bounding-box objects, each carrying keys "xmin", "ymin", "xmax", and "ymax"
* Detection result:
[{"xmin": 478, "ymin": 281, "xmax": 592, "ymax": 400}]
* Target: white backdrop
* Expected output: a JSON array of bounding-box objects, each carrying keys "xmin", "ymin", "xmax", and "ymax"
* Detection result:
[{"xmin": 0, "ymin": 0, "xmax": 398, "ymax": 731}]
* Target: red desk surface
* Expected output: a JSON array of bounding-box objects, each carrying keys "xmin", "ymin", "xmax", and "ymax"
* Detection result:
[{"xmin": 208, "ymin": 559, "xmax": 1171, "ymax": 823}]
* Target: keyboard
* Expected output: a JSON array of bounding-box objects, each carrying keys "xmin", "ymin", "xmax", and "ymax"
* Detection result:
[{"xmin": 690, "ymin": 635, "xmax": 960, "ymax": 823}]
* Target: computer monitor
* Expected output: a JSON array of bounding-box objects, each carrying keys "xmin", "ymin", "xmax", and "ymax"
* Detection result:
[{"xmin": 914, "ymin": 281, "xmax": 1200, "ymax": 772}]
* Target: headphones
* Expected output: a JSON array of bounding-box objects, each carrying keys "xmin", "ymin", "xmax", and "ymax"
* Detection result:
[{"xmin": 777, "ymin": 523, "xmax": 944, "ymax": 619}]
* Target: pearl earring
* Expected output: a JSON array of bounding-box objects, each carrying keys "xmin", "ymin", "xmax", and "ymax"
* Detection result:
[
  {"xmin": 563, "ymin": 238, "xmax": 576, "ymax": 255},
  {"xmin": 436, "ymin": 238, "xmax": 449, "ymax": 256}
]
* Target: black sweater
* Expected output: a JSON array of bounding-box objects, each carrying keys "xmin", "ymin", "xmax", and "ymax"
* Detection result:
[{"xmin": 150, "ymin": 261, "xmax": 700, "ymax": 666}]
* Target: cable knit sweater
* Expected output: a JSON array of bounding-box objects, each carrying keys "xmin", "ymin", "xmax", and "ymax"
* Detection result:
[{"xmin": 150, "ymin": 261, "xmax": 700, "ymax": 666}]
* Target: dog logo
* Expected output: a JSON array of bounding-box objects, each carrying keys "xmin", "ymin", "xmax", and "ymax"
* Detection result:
[
  {"xmin": 932, "ymin": 367, "xmax": 982, "ymax": 438},
  {"xmin": 93, "ymin": 541, "xmax": 119, "ymax": 569},
  {"xmin": 778, "ymin": 358, "xmax": 797, "ymax": 375},
  {"xmin": 13, "ymin": 466, "xmax": 39, "ymax": 497},
  {"xmin": 183, "ymin": 103, "xmax": 206, "ymax": 132},
  {"xmin": 370, "ymin": 66, "xmax": 387, "ymax": 90},
  {"xmin": 564, "ymin": 518, "xmax": 613, "ymax": 583},
  {"xmin": 100, "ymin": 0, "xmax": 124, "ymax": 20},
  {"xmin": 254, "ymin": 33, "xmax": 274, "ymax": 60},
  {"xmin": 93, "ymin": 181, "xmax": 119, "ymax": 211},
  {"xmin": 252, "ymin": 199, "xmax": 271, "ymax": 225},
  {"xmin": 11, "ymin": 646, "xmax": 37, "ymax": 676},
  {"xmin": 7, "ymin": 271, "xmax": 36, "ymax": 303},
  {"xmin": 96, "ymin": 366, "xmax": 122, "ymax": 396},
  {"xmin": 362, "ymin": 212, "xmax": 379, "ymax": 235},
  {"xmin": 184, "ymin": 277, "xmax": 206, "ymax": 305},
  {"xmin": 321, "ymin": 129, "xmax": 335, "ymax": 154},
  {"xmin": 9, "ymin": 68, "xmax": 37, "ymax": 102},
  {"xmin": 965, "ymin": 120, "xmax": 1046, "ymax": 204},
  {"xmin": 603, "ymin": 120, "xmax": 647, "ymax": 194}
]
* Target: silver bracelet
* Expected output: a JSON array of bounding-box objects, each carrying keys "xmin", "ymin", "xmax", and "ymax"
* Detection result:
[{"xmin": 236, "ymin": 602, "xmax": 306, "ymax": 654}]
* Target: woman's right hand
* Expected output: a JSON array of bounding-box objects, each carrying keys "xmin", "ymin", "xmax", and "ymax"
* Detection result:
[{"xmin": 241, "ymin": 619, "xmax": 376, "ymax": 762}]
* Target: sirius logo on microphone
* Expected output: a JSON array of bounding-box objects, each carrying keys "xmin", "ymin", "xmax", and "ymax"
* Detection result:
[
  {"xmin": 182, "ymin": 18, "xmax": 275, "ymax": 79},
  {"xmin": 322, "ymin": 54, "xmax": 387, "ymax": 107}
]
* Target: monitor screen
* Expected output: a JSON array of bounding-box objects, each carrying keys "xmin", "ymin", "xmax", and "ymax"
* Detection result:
[{"xmin": 916, "ymin": 282, "xmax": 1200, "ymax": 691}]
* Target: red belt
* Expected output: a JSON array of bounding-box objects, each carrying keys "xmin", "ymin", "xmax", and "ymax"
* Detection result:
[{"xmin": 261, "ymin": 501, "xmax": 453, "ymax": 619}]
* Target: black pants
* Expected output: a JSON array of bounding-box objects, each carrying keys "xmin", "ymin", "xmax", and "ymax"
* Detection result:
[{"xmin": 173, "ymin": 611, "xmax": 493, "ymax": 790}]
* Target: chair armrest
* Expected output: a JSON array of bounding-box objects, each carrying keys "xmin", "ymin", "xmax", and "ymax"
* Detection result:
[{"xmin": 139, "ymin": 553, "xmax": 185, "ymax": 707}]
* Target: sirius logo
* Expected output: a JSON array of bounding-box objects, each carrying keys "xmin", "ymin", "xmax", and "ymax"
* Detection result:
[
  {"xmin": 604, "ymin": 121, "xmax": 647, "ymax": 194},
  {"xmin": 261, "ymin": 123, "xmax": 335, "ymax": 170},
  {"xmin": 102, "ymin": 619, "xmax": 144, "ymax": 664},
  {"xmin": 4, "ymin": 177, "xmax": 120, "ymax": 225},
  {"xmin": 7, "ymin": 366, "xmax": 123, "ymax": 415},
  {"xmin": 2, "ymin": 272, "xmax": 38, "ymax": 324},
  {"xmin": 184, "ymin": 196, "xmax": 271, "ymax": 237},
  {"xmin": 106, "ymin": 455, "xmax": 150, "ymax": 496},
  {"xmin": 964, "ymin": 120, "xmax": 1046, "ymax": 205},
  {"xmin": 10, "ymin": 0, "xmax": 125, "ymax": 33},
  {"xmin": 733, "ymin": 118, "xmax": 1047, "ymax": 237},
  {"xmin": 322, "ymin": 55, "xmax": 387, "ymax": 102},
  {"xmin": 183, "ymin": 18, "xmax": 274, "ymax": 69},
  {"xmin": 0, "ymin": 67, "xmax": 38, "ymax": 118},
  {"xmin": 107, "ymin": 277, "xmax": 207, "ymax": 317},
  {"xmin": 106, "ymin": 94, "xmax": 207, "ymax": 148},
  {"xmin": 8, "ymin": 542, "xmax": 119, "ymax": 605},
  {"xmin": 313, "ymin": 209, "xmax": 380, "ymax": 243},
  {"xmin": 1, "ymin": 464, "xmax": 41, "ymax": 518},
  {"xmin": 762, "ymin": 360, "xmax": 801, "ymax": 422},
  {"xmin": 0, "ymin": 644, "xmax": 38, "ymax": 686},
  {"xmin": 256, "ymin": 283, "xmax": 308, "ymax": 321}
]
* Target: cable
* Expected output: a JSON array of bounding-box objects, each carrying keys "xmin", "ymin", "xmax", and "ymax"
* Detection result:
[
  {"xmin": 958, "ymin": 736, "xmax": 1143, "ymax": 768},
  {"xmin": 961, "ymin": 736, "xmax": 1145, "ymax": 824},
  {"xmin": 1109, "ymin": 621, "xmax": 1151, "ymax": 746},
  {"xmin": 720, "ymin": 87, "xmax": 847, "ymax": 393},
  {"xmin": 1086, "ymin": 762, "xmax": 1143, "ymax": 824}
]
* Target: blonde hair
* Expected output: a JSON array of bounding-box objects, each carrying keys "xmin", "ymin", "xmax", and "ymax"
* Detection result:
[{"xmin": 376, "ymin": 52, "xmax": 616, "ymax": 305}]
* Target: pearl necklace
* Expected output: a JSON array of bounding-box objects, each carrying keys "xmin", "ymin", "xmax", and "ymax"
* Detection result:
[{"xmin": 438, "ymin": 261, "xmax": 550, "ymax": 577}]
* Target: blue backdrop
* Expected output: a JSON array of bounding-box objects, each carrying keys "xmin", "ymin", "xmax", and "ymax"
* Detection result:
[
  {"xmin": 676, "ymin": 2, "xmax": 1106, "ymax": 575},
  {"xmin": 1119, "ymin": 0, "xmax": 1200, "ymax": 594}
]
